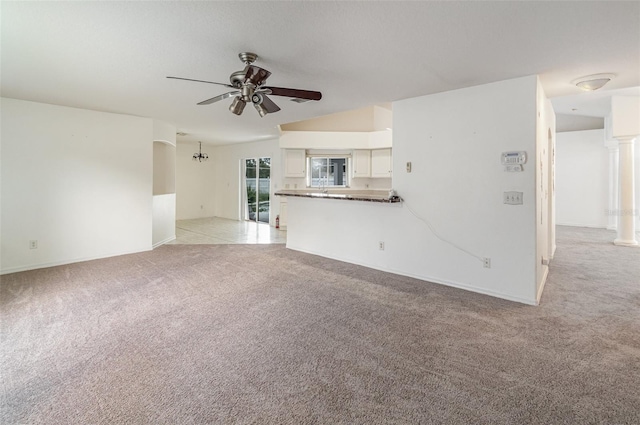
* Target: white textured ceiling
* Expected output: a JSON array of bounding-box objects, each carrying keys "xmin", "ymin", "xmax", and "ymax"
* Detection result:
[{"xmin": 2, "ymin": 1, "xmax": 639, "ymax": 145}]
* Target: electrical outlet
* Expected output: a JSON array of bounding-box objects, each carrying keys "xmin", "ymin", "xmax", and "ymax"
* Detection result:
[
  {"xmin": 503, "ymin": 191, "xmax": 523, "ymax": 205},
  {"xmin": 29, "ymin": 240, "xmax": 38, "ymax": 249},
  {"xmin": 378, "ymin": 241, "xmax": 385, "ymax": 250},
  {"xmin": 483, "ymin": 257, "xmax": 491, "ymax": 268}
]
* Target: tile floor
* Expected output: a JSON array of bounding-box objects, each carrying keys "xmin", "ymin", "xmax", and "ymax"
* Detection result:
[{"xmin": 168, "ymin": 217, "xmax": 287, "ymax": 245}]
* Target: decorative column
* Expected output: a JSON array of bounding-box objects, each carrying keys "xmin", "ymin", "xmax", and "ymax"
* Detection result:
[
  {"xmin": 613, "ymin": 136, "xmax": 638, "ymax": 246},
  {"xmin": 605, "ymin": 140, "xmax": 619, "ymax": 231}
]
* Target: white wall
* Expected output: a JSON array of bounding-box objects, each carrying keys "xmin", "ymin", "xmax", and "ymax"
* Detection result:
[
  {"xmin": 287, "ymin": 76, "xmax": 541, "ymax": 305},
  {"xmin": 637, "ymin": 138, "xmax": 640, "ymax": 231},
  {"xmin": 611, "ymin": 96, "xmax": 640, "ymax": 137},
  {"xmin": 212, "ymin": 138, "xmax": 282, "ymax": 224},
  {"xmin": 281, "ymin": 106, "xmax": 377, "ymax": 132},
  {"xmin": 1, "ymin": 98, "xmax": 153, "ymax": 274},
  {"xmin": 175, "ymin": 141, "xmax": 216, "ymax": 220},
  {"xmin": 153, "ymin": 120, "xmax": 177, "ymax": 144},
  {"xmin": 152, "ymin": 122, "xmax": 176, "ymax": 246},
  {"xmin": 152, "ymin": 135, "xmax": 176, "ymax": 247},
  {"xmin": 280, "ymin": 130, "xmax": 392, "ymax": 150},
  {"xmin": 152, "ymin": 194, "xmax": 176, "ymax": 247},
  {"xmin": 373, "ymin": 105, "xmax": 392, "ymax": 131},
  {"xmin": 555, "ymin": 130, "xmax": 608, "ymax": 228},
  {"xmin": 153, "ymin": 142, "xmax": 176, "ymax": 195}
]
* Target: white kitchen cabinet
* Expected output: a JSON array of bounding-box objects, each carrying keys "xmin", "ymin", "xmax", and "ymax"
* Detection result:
[
  {"xmin": 352, "ymin": 149, "xmax": 371, "ymax": 178},
  {"xmin": 284, "ymin": 149, "xmax": 306, "ymax": 177},
  {"xmin": 371, "ymin": 148, "xmax": 392, "ymax": 178},
  {"xmin": 279, "ymin": 201, "xmax": 288, "ymax": 229}
]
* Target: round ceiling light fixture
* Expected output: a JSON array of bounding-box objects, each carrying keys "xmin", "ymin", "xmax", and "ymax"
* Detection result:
[{"xmin": 572, "ymin": 73, "xmax": 615, "ymax": 91}]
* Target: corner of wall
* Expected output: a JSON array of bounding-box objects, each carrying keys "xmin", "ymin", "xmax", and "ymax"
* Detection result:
[
  {"xmin": 390, "ymin": 76, "xmax": 540, "ymax": 303},
  {"xmin": 534, "ymin": 77, "xmax": 556, "ymax": 300},
  {"xmin": 153, "ymin": 120, "xmax": 177, "ymax": 146}
]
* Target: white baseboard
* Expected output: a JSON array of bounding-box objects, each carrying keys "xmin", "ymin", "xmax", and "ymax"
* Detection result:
[
  {"xmin": 0, "ymin": 246, "xmax": 153, "ymax": 276},
  {"xmin": 556, "ymin": 222, "xmax": 608, "ymax": 229},
  {"xmin": 286, "ymin": 243, "xmax": 538, "ymax": 306},
  {"xmin": 536, "ymin": 266, "xmax": 549, "ymax": 305},
  {"xmin": 153, "ymin": 235, "xmax": 176, "ymax": 249}
]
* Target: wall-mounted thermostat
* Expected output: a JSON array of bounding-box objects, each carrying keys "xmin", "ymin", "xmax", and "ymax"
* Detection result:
[{"xmin": 501, "ymin": 151, "xmax": 527, "ymax": 172}]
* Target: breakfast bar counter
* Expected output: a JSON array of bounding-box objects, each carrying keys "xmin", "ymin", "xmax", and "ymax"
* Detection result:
[{"xmin": 275, "ymin": 190, "xmax": 401, "ymax": 203}]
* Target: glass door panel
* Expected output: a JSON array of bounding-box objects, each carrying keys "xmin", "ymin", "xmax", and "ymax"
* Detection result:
[
  {"xmin": 243, "ymin": 157, "xmax": 270, "ymax": 224},
  {"xmin": 245, "ymin": 159, "xmax": 257, "ymax": 221},
  {"xmin": 258, "ymin": 158, "xmax": 270, "ymax": 223}
]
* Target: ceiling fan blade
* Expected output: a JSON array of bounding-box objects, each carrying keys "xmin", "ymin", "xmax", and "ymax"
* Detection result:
[
  {"xmin": 167, "ymin": 76, "xmax": 233, "ymax": 88},
  {"xmin": 244, "ymin": 65, "xmax": 271, "ymax": 86},
  {"xmin": 197, "ymin": 91, "xmax": 240, "ymax": 105},
  {"xmin": 260, "ymin": 95, "xmax": 281, "ymax": 113},
  {"xmin": 263, "ymin": 86, "xmax": 322, "ymax": 101}
]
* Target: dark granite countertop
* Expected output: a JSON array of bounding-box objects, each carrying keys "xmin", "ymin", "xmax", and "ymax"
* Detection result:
[{"xmin": 275, "ymin": 190, "xmax": 401, "ymax": 203}]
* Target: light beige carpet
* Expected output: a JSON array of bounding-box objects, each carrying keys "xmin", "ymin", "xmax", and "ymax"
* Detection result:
[{"xmin": 1, "ymin": 226, "xmax": 639, "ymax": 424}]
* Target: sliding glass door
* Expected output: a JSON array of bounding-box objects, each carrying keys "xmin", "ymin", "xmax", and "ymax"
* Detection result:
[{"xmin": 244, "ymin": 157, "xmax": 270, "ymax": 224}]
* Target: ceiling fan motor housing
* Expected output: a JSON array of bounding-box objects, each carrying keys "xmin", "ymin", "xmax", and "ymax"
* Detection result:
[
  {"xmin": 230, "ymin": 70, "xmax": 246, "ymax": 88},
  {"xmin": 241, "ymin": 85, "xmax": 255, "ymax": 103}
]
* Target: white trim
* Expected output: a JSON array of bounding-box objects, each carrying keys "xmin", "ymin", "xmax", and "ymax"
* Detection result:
[
  {"xmin": 556, "ymin": 222, "xmax": 608, "ymax": 229},
  {"xmin": 153, "ymin": 235, "xmax": 176, "ymax": 249},
  {"xmin": 153, "ymin": 138, "xmax": 176, "ymax": 147},
  {"xmin": 0, "ymin": 247, "xmax": 153, "ymax": 275},
  {"xmin": 306, "ymin": 149, "xmax": 352, "ymax": 157},
  {"xmin": 536, "ymin": 266, "xmax": 549, "ymax": 305},
  {"xmin": 285, "ymin": 244, "xmax": 538, "ymax": 306}
]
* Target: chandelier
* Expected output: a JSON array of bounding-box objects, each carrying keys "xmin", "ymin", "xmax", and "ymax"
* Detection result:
[{"xmin": 193, "ymin": 141, "xmax": 208, "ymax": 162}]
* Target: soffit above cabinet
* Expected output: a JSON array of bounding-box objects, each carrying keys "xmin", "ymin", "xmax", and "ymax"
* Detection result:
[
  {"xmin": 281, "ymin": 105, "xmax": 392, "ymax": 132},
  {"xmin": 280, "ymin": 130, "xmax": 391, "ymax": 150}
]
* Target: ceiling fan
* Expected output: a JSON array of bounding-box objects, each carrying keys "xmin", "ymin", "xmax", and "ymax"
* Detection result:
[{"xmin": 167, "ymin": 52, "xmax": 322, "ymax": 117}]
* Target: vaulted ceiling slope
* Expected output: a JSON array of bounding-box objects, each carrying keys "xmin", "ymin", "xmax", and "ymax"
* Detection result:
[{"xmin": 2, "ymin": 1, "xmax": 638, "ymax": 144}]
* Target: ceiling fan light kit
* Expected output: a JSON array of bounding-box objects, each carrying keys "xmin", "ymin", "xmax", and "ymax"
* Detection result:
[
  {"xmin": 254, "ymin": 103, "xmax": 268, "ymax": 117},
  {"xmin": 229, "ymin": 96, "xmax": 246, "ymax": 115},
  {"xmin": 572, "ymin": 73, "xmax": 615, "ymax": 91},
  {"xmin": 168, "ymin": 52, "xmax": 322, "ymax": 117}
]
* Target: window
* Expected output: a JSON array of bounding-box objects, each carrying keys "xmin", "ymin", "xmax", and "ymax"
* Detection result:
[{"xmin": 307, "ymin": 156, "xmax": 349, "ymax": 188}]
